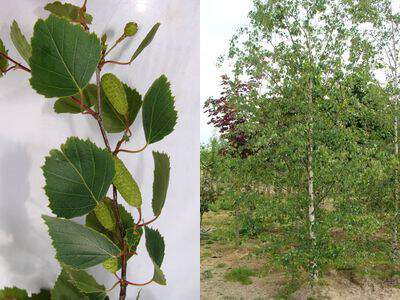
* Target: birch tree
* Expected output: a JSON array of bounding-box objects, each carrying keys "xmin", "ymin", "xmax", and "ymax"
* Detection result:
[{"xmin": 223, "ymin": 0, "xmax": 380, "ymax": 279}]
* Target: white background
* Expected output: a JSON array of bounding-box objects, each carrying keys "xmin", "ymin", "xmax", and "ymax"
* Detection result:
[{"xmin": 0, "ymin": 0, "xmax": 199, "ymax": 299}]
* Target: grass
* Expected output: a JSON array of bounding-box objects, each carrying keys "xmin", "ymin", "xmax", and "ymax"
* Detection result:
[
  {"xmin": 224, "ymin": 267, "xmax": 255, "ymax": 285},
  {"xmin": 203, "ymin": 269, "xmax": 213, "ymax": 279}
]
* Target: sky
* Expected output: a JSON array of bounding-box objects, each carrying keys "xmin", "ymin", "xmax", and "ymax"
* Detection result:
[{"xmin": 200, "ymin": 0, "xmax": 252, "ymax": 143}]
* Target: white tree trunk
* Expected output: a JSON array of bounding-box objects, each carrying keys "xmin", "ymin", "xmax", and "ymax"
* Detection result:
[
  {"xmin": 391, "ymin": 16, "xmax": 399, "ymax": 261},
  {"xmin": 307, "ymin": 76, "xmax": 318, "ymax": 280},
  {"xmin": 307, "ymin": 133, "xmax": 317, "ymax": 280},
  {"xmin": 392, "ymin": 114, "xmax": 399, "ymax": 261}
]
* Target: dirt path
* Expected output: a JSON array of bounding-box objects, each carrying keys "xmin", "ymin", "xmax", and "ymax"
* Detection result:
[
  {"xmin": 201, "ymin": 211, "xmax": 400, "ymax": 300},
  {"xmin": 201, "ymin": 211, "xmax": 283, "ymax": 299}
]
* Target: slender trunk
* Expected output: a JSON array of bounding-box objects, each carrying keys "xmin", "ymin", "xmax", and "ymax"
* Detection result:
[
  {"xmin": 307, "ymin": 76, "xmax": 318, "ymax": 280},
  {"xmin": 391, "ymin": 16, "xmax": 399, "ymax": 262},
  {"xmin": 393, "ymin": 115, "xmax": 399, "ymax": 261},
  {"xmin": 95, "ymin": 69, "xmax": 127, "ymax": 300}
]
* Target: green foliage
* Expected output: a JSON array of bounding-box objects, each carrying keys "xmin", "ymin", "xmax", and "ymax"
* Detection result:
[
  {"xmin": 101, "ymin": 83, "xmax": 142, "ymax": 133},
  {"xmin": 145, "ymin": 227, "xmax": 166, "ymax": 285},
  {"xmin": 152, "ymin": 152, "xmax": 170, "ymax": 216},
  {"xmin": 30, "ymin": 15, "xmax": 101, "ymax": 98},
  {"xmin": 202, "ymin": 0, "xmax": 400, "ymax": 289},
  {"xmin": 113, "ymin": 157, "xmax": 142, "ymax": 207},
  {"xmin": 0, "ymin": 2, "xmax": 175, "ymax": 298},
  {"xmin": 126, "ymin": 226, "xmax": 143, "ymax": 252},
  {"xmin": 0, "ymin": 38, "xmax": 9, "ymax": 77},
  {"xmin": 42, "ymin": 137, "xmax": 115, "ymax": 218},
  {"xmin": 224, "ymin": 267, "xmax": 254, "ymax": 285},
  {"xmin": 101, "ymin": 73, "xmax": 129, "ymax": 116},
  {"xmin": 43, "ymin": 215, "xmax": 120, "ymax": 269},
  {"xmin": 63, "ymin": 265, "xmax": 106, "ymax": 294},
  {"xmin": 44, "ymin": 1, "xmax": 93, "ymax": 24},
  {"xmin": 53, "ymin": 84, "xmax": 96, "ymax": 114},
  {"xmin": 202, "ymin": 270, "xmax": 213, "ymax": 279},
  {"xmin": 10, "ymin": 20, "xmax": 32, "ymax": 65},
  {"xmin": 0, "ymin": 287, "xmax": 51, "ymax": 300},
  {"xmin": 200, "ymin": 137, "xmax": 226, "ymax": 219},
  {"xmin": 142, "ymin": 75, "xmax": 177, "ymax": 144},
  {"xmin": 130, "ymin": 23, "xmax": 160, "ymax": 62},
  {"xmin": 51, "ymin": 269, "xmax": 107, "ymax": 300},
  {"xmin": 0, "ymin": 287, "xmax": 28, "ymax": 300},
  {"xmin": 94, "ymin": 198, "xmax": 116, "ymax": 231}
]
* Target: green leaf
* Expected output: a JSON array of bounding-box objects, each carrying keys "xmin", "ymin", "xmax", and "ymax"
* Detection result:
[
  {"xmin": 30, "ymin": 15, "xmax": 101, "ymax": 98},
  {"xmin": 152, "ymin": 152, "xmax": 170, "ymax": 216},
  {"xmin": 86, "ymin": 210, "xmax": 110, "ymax": 237},
  {"xmin": 102, "ymin": 257, "xmax": 119, "ymax": 273},
  {"xmin": 100, "ymin": 84, "xmax": 142, "ymax": 133},
  {"xmin": 113, "ymin": 158, "xmax": 142, "ymax": 208},
  {"xmin": 42, "ymin": 137, "xmax": 115, "ymax": 218},
  {"xmin": 86, "ymin": 203, "xmax": 134, "ymax": 240},
  {"xmin": 153, "ymin": 263, "xmax": 167, "ymax": 285},
  {"xmin": 94, "ymin": 198, "xmax": 116, "ymax": 231},
  {"xmin": 126, "ymin": 226, "xmax": 143, "ymax": 252},
  {"xmin": 0, "ymin": 287, "xmax": 28, "ymax": 300},
  {"xmin": 101, "ymin": 73, "xmax": 129, "ymax": 116},
  {"xmin": 51, "ymin": 270, "xmax": 89, "ymax": 300},
  {"xmin": 145, "ymin": 227, "xmax": 165, "ymax": 266},
  {"xmin": 130, "ymin": 23, "xmax": 160, "ymax": 62},
  {"xmin": 45, "ymin": 1, "xmax": 93, "ymax": 24},
  {"xmin": 142, "ymin": 75, "xmax": 177, "ymax": 144},
  {"xmin": 43, "ymin": 215, "xmax": 120, "ymax": 269},
  {"xmin": 87, "ymin": 293, "xmax": 108, "ymax": 300},
  {"xmin": 145, "ymin": 227, "xmax": 166, "ymax": 285},
  {"xmin": 86, "ymin": 203, "xmax": 136, "ymax": 273},
  {"xmin": 63, "ymin": 265, "xmax": 106, "ymax": 294},
  {"xmin": 0, "ymin": 38, "xmax": 9, "ymax": 78},
  {"xmin": 87, "ymin": 83, "xmax": 142, "ymax": 132},
  {"xmin": 10, "ymin": 20, "xmax": 32, "ymax": 65},
  {"xmin": 118, "ymin": 204, "xmax": 135, "ymax": 231},
  {"xmin": 54, "ymin": 84, "xmax": 96, "ymax": 114}
]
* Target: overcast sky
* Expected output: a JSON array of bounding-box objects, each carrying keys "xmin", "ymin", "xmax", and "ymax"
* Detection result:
[{"xmin": 200, "ymin": 0, "xmax": 252, "ymax": 143}]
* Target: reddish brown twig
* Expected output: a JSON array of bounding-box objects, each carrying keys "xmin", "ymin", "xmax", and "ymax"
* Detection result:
[
  {"xmin": 137, "ymin": 215, "xmax": 159, "ymax": 228},
  {"xmin": 136, "ymin": 207, "xmax": 143, "ymax": 225},
  {"xmin": 116, "ymin": 143, "xmax": 148, "ymax": 154},
  {"xmin": 70, "ymin": 95, "xmax": 99, "ymax": 118},
  {"xmin": 103, "ymin": 60, "xmax": 132, "ymax": 66},
  {"xmin": 79, "ymin": 0, "xmax": 89, "ymax": 31},
  {"xmin": 0, "ymin": 52, "xmax": 31, "ymax": 73},
  {"xmin": 123, "ymin": 278, "xmax": 153, "ymax": 286}
]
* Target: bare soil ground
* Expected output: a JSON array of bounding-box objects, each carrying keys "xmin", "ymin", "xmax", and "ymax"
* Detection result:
[{"xmin": 201, "ymin": 210, "xmax": 400, "ymax": 300}]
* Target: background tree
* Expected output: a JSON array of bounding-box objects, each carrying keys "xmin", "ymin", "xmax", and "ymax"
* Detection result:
[{"xmin": 358, "ymin": 0, "xmax": 400, "ymax": 261}]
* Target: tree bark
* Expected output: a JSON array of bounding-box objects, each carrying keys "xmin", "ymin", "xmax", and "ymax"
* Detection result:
[
  {"xmin": 307, "ymin": 75, "xmax": 318, "ymax": 280},
  {"xmin": 393, "ymin": 115, "xmax": 399, "ymax": 261},
  {"xmin": 391, "ymin": 16, "xmax": 399, "ymax": 262}
]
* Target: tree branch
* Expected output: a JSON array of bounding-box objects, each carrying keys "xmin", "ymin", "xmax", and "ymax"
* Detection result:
[
  {"xmin": 116, "ymin": 143, "xmax": 148, "ymax": 154},
  {"xmin": 137, "ymin": 215, "xmax": 159, "ymax": 228},
  {"xmin": 0, "ymin": 52, "xmax": 31, "ymax": 73}
]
